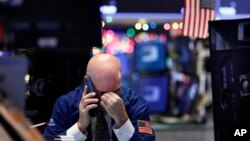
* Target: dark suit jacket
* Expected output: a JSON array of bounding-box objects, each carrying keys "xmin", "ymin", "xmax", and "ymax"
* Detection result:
[{"xmin": 44, "ymin": 85, "xmax": 155, "ymax": 140}]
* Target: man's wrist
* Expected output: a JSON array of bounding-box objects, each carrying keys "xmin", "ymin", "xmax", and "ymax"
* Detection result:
[
  {"xmin": 67, "ymin": 123, "xmax": 87, "ymax": 141},
  {"xmin": 77, "ymin": 122, "xmax": 86, "ymax": 133},
  {"xmin": 114, "ymin": 115, "xmax": 128, "ymax": 128},
  {"xmin": 113, "ymin": 119, "xmax": 135, "ymax": 140}
]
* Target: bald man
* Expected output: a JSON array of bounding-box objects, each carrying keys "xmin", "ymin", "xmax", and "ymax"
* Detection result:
[{"xmin": 44, "ymin": 54, "xmax": 155, "ymax": 141}]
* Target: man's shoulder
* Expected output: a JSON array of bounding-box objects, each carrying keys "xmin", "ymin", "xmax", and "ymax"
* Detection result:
[
  {"xmin": 120, "ymin": 86, "xmax": 147, "ymax": 105},
  {"xmin": 120, "ymin": 86, "xmax": 134, "ymax": 100},
  {"xmin": 120, "ymin": 86, "xmax": 150, "ymax": 120},
  {"xmin": 56, "ymin": 85, "xmax": 82, "ymax": 106}
]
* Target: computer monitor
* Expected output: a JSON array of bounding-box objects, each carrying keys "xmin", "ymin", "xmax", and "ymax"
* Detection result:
[
  {"xmin": 134, "ymin": 41, "xmax": 166, "ymax": 73},
  {"xmin": 0, "ymin": 56, "xmax": 28, "ymax": 111},
  {"xmin": 209, "ymin": 18, "xmax": 250, "ymax": 141},
  {"xmin": 136, "ymin": 75, "xmax": 169, "ymax": 114}
]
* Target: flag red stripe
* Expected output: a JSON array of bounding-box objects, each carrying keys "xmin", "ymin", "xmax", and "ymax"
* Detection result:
[
  {"xmin": 201, "ymin": 9, "xmax": 208, "ymax": 38},
  {"xmin": 203, "ymin": 9, "xmax": 210, "ymax": 38},
  {"xmin": 188, "ymin": 0, "xmax": 195, "ymax": 37},
  {"xmin": 197, "ymin": 5, "xmax": 203, "ymax": 38},
  {"xmin": 138, "ymin": 122, "xmax": 152, "ymax": 134},
  {"xmin": 193, "ymin": 0, "xmax": 200, "ymax": 38},
  {"xmin": 182, "ymin": 0, "xmax": 186, "ymax": 35},
  {"xmin": 205, "ymin": 9, "xmax": 212, "ymax": 38},
  {"xmin": 192, "ymin": 0, "xmax": 196, "ymax": 37},
  {"xmin": 140, "ymin": 129, "xmax": 152, "ymax": 131},
  {"xmin": 140, "ymin": 130, "xmax": 152, "ymax": 133},
  {"xmin": 202, "ymin": 8, "xmax": 207, "ymax": 37},
  {"xmin": 183, "ymin": 0, "xmax": 190, "ymax": 36},
  {"xmin": 140, "ymin": 130, "xmax": 152, "ymax": 132},
  {"xmin": 199, "ymin": 9, "xmax": 205, "ymax": 38}
]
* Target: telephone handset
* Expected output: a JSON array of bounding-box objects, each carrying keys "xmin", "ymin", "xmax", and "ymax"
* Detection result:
[{"xmin": 83, "ymin": 75, "xmax": 100, "ymax": 117}]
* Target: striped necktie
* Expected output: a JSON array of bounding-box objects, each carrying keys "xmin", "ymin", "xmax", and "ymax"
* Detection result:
[{"xmin": 94, "ymin": 112, "xmax": 109, "ymax": 141}]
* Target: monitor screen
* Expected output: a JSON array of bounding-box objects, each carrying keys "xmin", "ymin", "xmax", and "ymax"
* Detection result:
[
  {"xmin": 134, "ymin": 41, "xmax": 166, "ymax": 72},
  {"xmin": 0, "ymin": 56, "xmax": 28, "ymax": 111},
  {"xmin": 136, "ymin": 76, "xmax": 168, "ymax": 114}
]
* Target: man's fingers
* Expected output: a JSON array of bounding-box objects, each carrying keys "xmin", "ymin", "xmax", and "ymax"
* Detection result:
[
  {"xmin": 101, "ymin": 94, "xmax": 113, "ymax": 105},
  {"xmin": 83, "ymin": 85, "xmax": 88, "ymax": 95},
  {"xmin": 100, "ymin": 101, "xmax": 108, "ymax": 111},
  {"xmin": 101, "ymin": 92, "xmax": 122, "ymax": 105},
  {"xmin": 85, "ymin": 104, "xmax": 98, "ymax": 112},
  {"xmin": 80, "ymin": 92, "xmax": 96, "ymax": 107},
  {"xmin": 80, "ymin": 98, "xmax": 98, "ymax": 108},
  {"xmin": 83, "ymin": 92, "xmax": 96, "ymax": 99},
  {"xmin": 81, "ymin": 85, "xmax": 88, "ymax": 101},
  {"xmin": 82, "ymin": 85, "xmax": 87, "ymax": 96},
  {"xmin": 105, "ymin": 92, "xmax": 121, "ymax": 99}
]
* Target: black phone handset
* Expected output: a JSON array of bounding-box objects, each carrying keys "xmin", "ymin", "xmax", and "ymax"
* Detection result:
[{"xmin": 84, "ymin": 75, "xmax": 101, "ymax": 117}]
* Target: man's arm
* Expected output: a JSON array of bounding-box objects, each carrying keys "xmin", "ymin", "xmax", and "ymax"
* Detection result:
[
  {"xmin": 100, "ymin": 90, "xmax": 155, "ymax": 141},
  {"xmin": 43, "ymin": 97, "xmax": 88, "ymax": 141},
  {"xmin": 43, "ymin": 98, "xmax": 69, "ymax": 136},
  {"xmin": 127, "ymin": 91, "xmax": 156, "ymax": 141},
  {"xmin": 44, "ymin": 86, "xmax": 97, "ymax": 141},
  {"xmin": 101, "ymin": 91, "xmax": 136, "ymax": 141},
  {"xmin": 112, "ymin": 119, "xmax": 135, "ymax": 141}
]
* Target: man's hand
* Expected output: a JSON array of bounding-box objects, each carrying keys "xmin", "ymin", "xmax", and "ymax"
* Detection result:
[
  {"xmin": 77, "ymin": 86, "xmax": 98, "ymax": 132},
  {"xmin": 100, "ymin": 92, "xmax": 128, "ymax": 128}
]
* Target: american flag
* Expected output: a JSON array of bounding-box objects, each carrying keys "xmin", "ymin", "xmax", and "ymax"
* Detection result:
[
  {"xmin": 182, "ymin": 0, "xmax": 216, "ymax": 39},
  {"xmin": 138, "ymin": 120, "xmax": 153, "ymax": 135}
]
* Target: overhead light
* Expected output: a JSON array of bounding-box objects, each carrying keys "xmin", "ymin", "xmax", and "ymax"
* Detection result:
[
  {"xmin": 135, "ymin": 23, "xmax": 142, "ymax": 30},
  {"xmin": 142, "ymin": 24, "xmax": 149, "ymax": 31},
  {"xmin": 100, "ymin": 5, "xmax": 117, "ymax": 15},
  {"xmin": 219, "ymin": 7, "xmax": 236, "ymax": 15},
  {"xmin": 172, "ymin": 22, "xmax": 179, "ymax": 30},
  {"xmin": 163, "ymin": 23, "xmax": 171, "ymax": 30},
  {"xmin": 106, "ymin": 16, "xmax": 113, "ymax": 23}
]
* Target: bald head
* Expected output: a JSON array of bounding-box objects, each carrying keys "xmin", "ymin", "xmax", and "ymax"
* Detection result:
[{"xmin": 86, "ymin": 54, "xmax": 121, "ymax": 93}]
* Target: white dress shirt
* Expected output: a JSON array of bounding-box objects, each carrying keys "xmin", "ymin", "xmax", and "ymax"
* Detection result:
[{"xmin": 66, "ymin": 116, "xmax": 134, "ymax": 141}]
